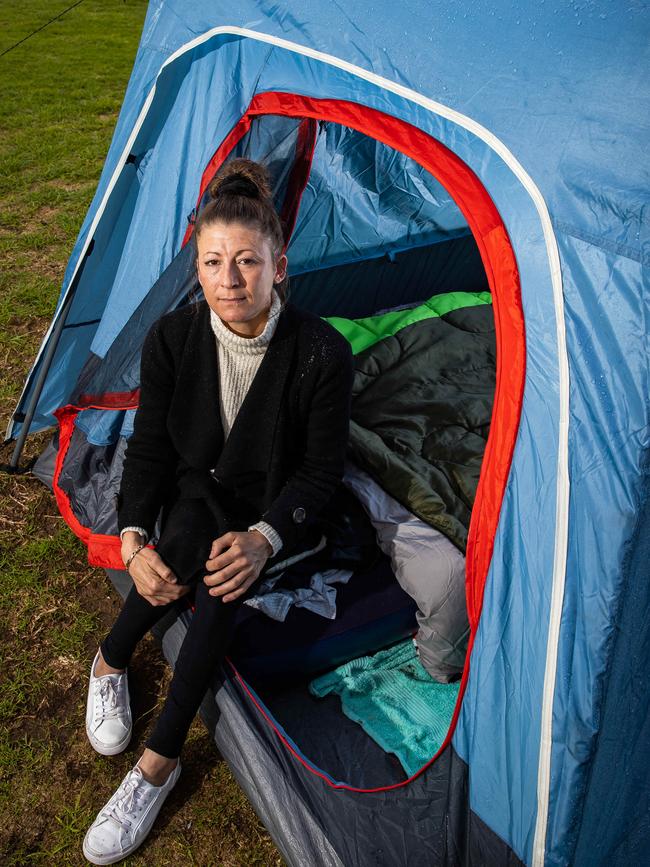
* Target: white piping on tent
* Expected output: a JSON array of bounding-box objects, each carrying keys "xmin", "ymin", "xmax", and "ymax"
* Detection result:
[{"xmin": 12, "ymin": 26, "xmax": 570, "ymax": 862}]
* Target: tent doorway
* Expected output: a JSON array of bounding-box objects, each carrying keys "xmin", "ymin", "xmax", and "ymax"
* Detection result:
[{"xmin": 182, "ymin": 96, "xmax": 525, "ymax": 788}]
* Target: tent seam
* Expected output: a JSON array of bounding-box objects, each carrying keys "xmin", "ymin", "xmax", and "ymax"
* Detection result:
[{"xmin": 552, "ymin": 218, "xmax": 648, "ymax": 265}]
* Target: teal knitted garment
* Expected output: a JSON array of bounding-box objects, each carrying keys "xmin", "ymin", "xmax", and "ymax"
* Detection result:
[{"xmin": 309, "ymin": 640, "xmax": 460, "ymax": 776}]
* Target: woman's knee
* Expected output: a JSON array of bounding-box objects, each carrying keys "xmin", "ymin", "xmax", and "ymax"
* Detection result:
[
  {"xmin": 192, "ymin": 579, "xmax": 240, "ymax": 626},
  {"xmin": 194, "ymin": 578, "xmax": 222, "ymax": 606}
]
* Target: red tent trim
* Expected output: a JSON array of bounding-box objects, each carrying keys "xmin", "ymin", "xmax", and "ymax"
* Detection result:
[{"xmin": 184, "ymin": 91, "xmax": 526, "ymax": 789}]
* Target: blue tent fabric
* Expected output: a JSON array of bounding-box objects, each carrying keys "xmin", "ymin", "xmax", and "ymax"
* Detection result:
[
  {"xmin": 12, "ymin": 4, "xmax": 650, "ymax": 866},
  {"xmin": 572, "ymin": 462, "xmax": 650, "ymax": 867}
]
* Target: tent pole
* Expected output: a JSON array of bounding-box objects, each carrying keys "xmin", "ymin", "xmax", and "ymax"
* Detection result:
[{"xmin": 8, "ymin": 289, "xmax": 76, "ymax": 470}]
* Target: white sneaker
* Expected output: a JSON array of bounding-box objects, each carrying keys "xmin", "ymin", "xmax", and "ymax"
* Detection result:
[
  {"xmin": 86, "ymin": 652, "xmax": 132, "ymax": 756},
  {"xmin": 83, "ymin": 762, "xmax": 181, "ymax": 865}
]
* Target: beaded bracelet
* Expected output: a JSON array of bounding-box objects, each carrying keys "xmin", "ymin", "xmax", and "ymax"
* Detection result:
[{"xmin": 124, "ymin": 543, "xmax": 146, "ymax": 572}]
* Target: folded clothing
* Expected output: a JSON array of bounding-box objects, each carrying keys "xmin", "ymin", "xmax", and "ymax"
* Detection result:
[
  {"xmin": 309, "ymin": 639, "xmax": 460, "ymax": 777},
  {"xmin": 244, "ymin": 567, "xmax": 354, "ymax": 622}
]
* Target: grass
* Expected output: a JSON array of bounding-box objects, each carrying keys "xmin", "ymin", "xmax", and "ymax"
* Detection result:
[{"xmin": 0, "ymin": 3, "xmax": 282, "ymax": 863}]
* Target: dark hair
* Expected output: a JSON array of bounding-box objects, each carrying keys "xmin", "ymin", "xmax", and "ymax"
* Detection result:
[{"xmin": 194, "ymin": 158, "xmax": 289, "ymax": 303}]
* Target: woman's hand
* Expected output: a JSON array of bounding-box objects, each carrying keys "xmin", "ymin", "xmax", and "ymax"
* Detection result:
[
  {"xmin": 204, "ymin": 530, "xmax": 272, "ymax": 603},
  {"xmin": 122, "ymin": 534, "xmax": 189, "ymax": 606}
]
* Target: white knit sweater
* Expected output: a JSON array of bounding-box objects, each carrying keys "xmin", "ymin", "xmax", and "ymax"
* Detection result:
[
  {"xmin": 209, "ymin": 289, "xmax": 283, "ymax": 555},
  {"xmin": 209, "ymin": 289, "xmax": 282, "ymax": 439}
]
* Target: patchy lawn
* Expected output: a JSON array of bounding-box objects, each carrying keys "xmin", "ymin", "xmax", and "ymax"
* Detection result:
[{"xmin": 0, "ymin": 2, "xmax": 282, "ymax": 863}]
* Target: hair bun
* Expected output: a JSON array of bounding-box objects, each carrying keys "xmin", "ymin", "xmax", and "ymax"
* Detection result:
[
  {"xmin": 216, "ymin": 175, "xmax": 258, "ymax": 198},
  {"xmin": 209, "ymin": 158, "xmax": 272, "ymax": 201}
]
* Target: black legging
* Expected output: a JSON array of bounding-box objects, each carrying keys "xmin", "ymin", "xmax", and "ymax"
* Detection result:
[{"xmin": 101, "ymin": 579, "xmax": 241, "ymax": 759}]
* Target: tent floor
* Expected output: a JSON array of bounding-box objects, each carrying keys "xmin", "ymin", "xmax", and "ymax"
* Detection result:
[{"xmin": 243, "ymin": 672, "xmax": 409, "ymax": 788}]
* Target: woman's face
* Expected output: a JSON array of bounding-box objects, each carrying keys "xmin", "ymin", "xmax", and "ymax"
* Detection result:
[{"xmin": 196, "ymin": 221, "xmax": 287, "ymax": 337}]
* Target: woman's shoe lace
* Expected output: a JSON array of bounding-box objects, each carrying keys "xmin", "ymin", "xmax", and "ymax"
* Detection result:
[
  {"xmin": 104, "ymin": 770, "xmax": 146, "ymax": 830},
  {"xmin": 95, "ymin": 677, "xmax": 124, "ymax": 723}
]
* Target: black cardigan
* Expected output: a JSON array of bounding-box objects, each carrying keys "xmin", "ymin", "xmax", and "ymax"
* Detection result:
[{"xmin": 117, "ymin": 300, "xmax": 354, "ymax": 570}]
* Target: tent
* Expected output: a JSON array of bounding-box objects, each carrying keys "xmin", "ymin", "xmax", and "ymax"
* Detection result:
[{"xmin": 8, "ymin": 2, "xmax": 650, "ymax": 865}]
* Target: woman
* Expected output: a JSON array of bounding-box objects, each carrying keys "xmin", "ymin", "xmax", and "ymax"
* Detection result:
[{"xmin": 82, "ymin": 159, "xmax": 354, "ymax": 864}]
